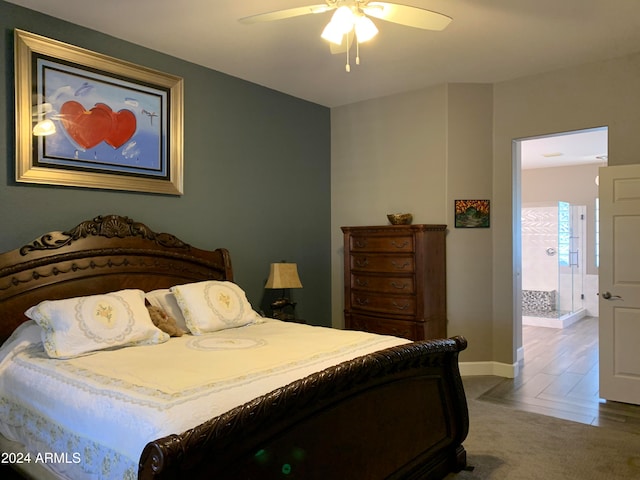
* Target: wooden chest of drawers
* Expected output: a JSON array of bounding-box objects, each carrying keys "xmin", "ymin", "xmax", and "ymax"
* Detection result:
[{"xmin": 341, "ymin": 224, "xmax": 447, "ymax": 341}]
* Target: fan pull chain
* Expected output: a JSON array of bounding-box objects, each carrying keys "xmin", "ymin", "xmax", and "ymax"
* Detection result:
[
  {"xmin": 356, "ymin": 40, "xmax": 360, "ymax": 65},
  {"xmin": 345, "ymin": 31, "xmax": 351, "ymax": 72}
]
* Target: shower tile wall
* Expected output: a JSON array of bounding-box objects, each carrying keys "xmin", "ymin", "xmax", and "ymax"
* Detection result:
[
  {"xmin": 522, "ymin": 204, "xmax": 588, "ymax": 327},
  {"xmin": 522, "ymin": 206, "xmax": 559, "ymax": 294},
  {"xmin": 522, "ymin": 289, "xmax": 556, "ymax": 313}
]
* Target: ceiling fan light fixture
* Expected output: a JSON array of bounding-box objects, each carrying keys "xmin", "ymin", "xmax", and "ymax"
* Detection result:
[
  {"xmin": 322, "ymin": 5, "xmax": 357, "ymax": 45},
  {"xmin": 241, "ymin": 1, "xmax": 452, "ymax": 73},
  {"xmin": 332, "ymin": 5, "xmax": 355, "ymax": 33},
  {"xmin": 354, "ymin": 14, "xmax": 378, "ymax": 42},
  {"xmin": 321, "ymin": 21, "xmax": 344, "ymax": 44}
]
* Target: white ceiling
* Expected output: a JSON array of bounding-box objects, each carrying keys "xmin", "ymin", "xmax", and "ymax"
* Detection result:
[
  {"xmin": 8, "ymin": 0, "xmax": 640, "ymax": 108},
  {"xmin": 8, "ymin": 0, "xmax": 626, "ymax": 166},
  {"xmin": 520, "ymin": 128, "xmax": 608, "ymax": 171}
]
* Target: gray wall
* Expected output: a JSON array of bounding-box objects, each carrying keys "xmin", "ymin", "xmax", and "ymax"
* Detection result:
[
  {"xmin": 493, "ymin": 52, "xmax": 640, "ymax": 366},
  {"xmin": 0, "ymin": 1, "xmax": 332, "ymax": 325},
  {"xmin": 331, "ymin": 83, "xmax": 495, "ymax": 364},
  {"xmin": 332, "ymin": 51, "xmax": 640, "ymax": 372}
]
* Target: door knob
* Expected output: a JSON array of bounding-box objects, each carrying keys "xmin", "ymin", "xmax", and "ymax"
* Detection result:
[{"xmin": 601, "ymin": 291, "xmax": 622, "ymax": 300}]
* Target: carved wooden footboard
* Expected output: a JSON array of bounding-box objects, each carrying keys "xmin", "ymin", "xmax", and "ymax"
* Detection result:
[{"xmin": 140, "ymin": 337, "xmax": 469, "ymax": 480}]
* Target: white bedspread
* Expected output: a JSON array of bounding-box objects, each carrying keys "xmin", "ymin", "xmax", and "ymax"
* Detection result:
[{"xmin": 0, "ymin": 319, "xmax": 408, "ymax": 479}]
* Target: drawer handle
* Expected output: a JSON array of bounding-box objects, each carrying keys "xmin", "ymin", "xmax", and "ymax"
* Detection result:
[
  {"xmin": 356, "ymin": 258, "xmax": 369, "ymax": 267},
  {"xmin": 390, "ymin": 281, "xmax": 408, "ymax": 290},
  {"xmin": 390, "ymin": 240, "xmax": 409, "ymax": 249},
  {"xmin": 391, "ymin": 260, "xmax": 410, "ymax": 270},
  {"xmin": 392, "ymin": 301, "xmax": 410, "ymax": 310},
  {"xmin": 356, "ymin": 278, "xmax": 369, "ymax": 287},
  {"xmin": 355, "ymin": 240, "xmax": 368, "ymax": 248},
  {"xmin": 356, "ymin": 297, "xmax": 370, "ymax": 306}
]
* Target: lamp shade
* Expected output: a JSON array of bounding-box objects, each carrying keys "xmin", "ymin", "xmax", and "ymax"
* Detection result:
[
  {"xmin": 331, "ymin": 6, "xmax": 355, "ymax": 34},
  {"xmin": 265, "ymin": 263, "xmax": 303, "ymax": 289},
  {"xmin": 354, "ymin": 15, "xmax": 378, "ymax": 42},
  {"xmin": 321, "ymin": 21, "xmax": 345, "ymax": 45}
]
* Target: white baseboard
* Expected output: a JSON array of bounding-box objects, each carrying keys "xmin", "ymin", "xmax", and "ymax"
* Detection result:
[{"xmin": 459, "ymin": 360, "xmax": 519, "ymax": 378}]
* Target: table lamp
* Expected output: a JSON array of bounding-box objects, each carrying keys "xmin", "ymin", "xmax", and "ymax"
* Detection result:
[{"xmin": 264, "ymin": 262, "xmax": 303, "ymax": 320}]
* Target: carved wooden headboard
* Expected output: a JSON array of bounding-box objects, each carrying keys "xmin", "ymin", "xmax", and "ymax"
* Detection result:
[{"xmin": 0, "ymin": 215, "xmax": 233, "ymax": 343}]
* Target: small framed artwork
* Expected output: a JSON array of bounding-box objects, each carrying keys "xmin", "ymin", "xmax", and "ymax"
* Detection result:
[
  {"xmin": 14, "ymin": 29, "xmax": 184, "ymax": 195},
  {"xmin": 455, "ymin": 199, "xmax": 490, "ymax": 228}
]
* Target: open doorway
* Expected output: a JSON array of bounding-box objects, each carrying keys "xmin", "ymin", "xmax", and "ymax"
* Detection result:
[{"xmin": 515, "ymin": 127, "xmax": 608, "ymax": 362}]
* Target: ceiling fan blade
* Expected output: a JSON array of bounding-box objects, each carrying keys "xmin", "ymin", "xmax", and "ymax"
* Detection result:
[
  {"xmin": 239, "ymin": 4, "xmax": 334, "ymax": 24},
  {"xmin": 363, "ymin": 2, "xmax": 452, "ymax": 31}
]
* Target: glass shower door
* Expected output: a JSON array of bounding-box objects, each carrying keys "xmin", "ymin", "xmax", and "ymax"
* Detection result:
[{"xmin": 557, "ymin": 202, "xmax": 585, "ymax": 315}]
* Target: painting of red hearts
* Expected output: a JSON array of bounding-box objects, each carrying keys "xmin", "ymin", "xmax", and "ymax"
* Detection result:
[
  {"xmin": 35, "ymin": 55, "xmax": 167, "ymax": 179},
  {"xmin": 60, "ymin": 101, "xmax": 137, "ymax": 150},
  {"xmin": 16, "ymin": 30, "xmax": 182, "ymax": 195}
]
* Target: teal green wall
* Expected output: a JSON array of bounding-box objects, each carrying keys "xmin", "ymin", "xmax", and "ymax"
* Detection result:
[{"xmin": 0, "ymin": 1, "xmax": 331, "ymax": 325}]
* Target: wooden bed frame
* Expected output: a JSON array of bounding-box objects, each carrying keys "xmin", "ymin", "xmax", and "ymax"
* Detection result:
[{"xmin": 0, "ymin": 215, "xmax": 469, "ymax": 479}]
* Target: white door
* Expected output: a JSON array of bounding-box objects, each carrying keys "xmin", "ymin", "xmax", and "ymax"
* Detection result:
[{"xmin": 599, "ymin": 164, "xmax": 640, "ymax": 405}]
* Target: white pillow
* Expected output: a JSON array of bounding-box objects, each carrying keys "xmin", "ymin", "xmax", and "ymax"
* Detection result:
[
  {"xmin": 25, "ymin": 289, "xmax": 169, "ymax": 359},
  {"xmin": 145, "ymin": 288, "xmax": 188, "ymax": 332},
  {"xmin": 0, "ymin": 321, "xmax": 43, "ymax": 365},
  {"xmin": 170, "ymin": 281, "xmax": 262, "ymax": 335}
]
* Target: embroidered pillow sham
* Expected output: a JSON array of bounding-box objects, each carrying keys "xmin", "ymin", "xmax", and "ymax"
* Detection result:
[
  {"xmin": 25, "ymin": 289, "xmax": 169, "ymax": 359},
  {"xmin": 170, "ymin": 281, "xmax": 262, "ymax": 335}
]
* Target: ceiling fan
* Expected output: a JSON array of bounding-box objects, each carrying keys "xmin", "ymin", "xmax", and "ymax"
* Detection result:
[{"xmin": 239, "ymin": 1, "xmax": 452, "ymax": 72}]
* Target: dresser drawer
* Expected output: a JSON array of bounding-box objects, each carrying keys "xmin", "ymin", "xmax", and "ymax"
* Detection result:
[
  {"xmin": 351, "ymin": 291, "xmax": 416, "ymax": 315},
  {"xmin": 350, "ymin": 254, "xmax": 415, "ymax": 273},
  {"xmin": 350, "ymin": 235, "xmax": 414, "ymax": 253},
  {"xmin": 348, "ymin": 314, "xmax": 420, "ymax": 340},
  {"xmin": 342, "ymin": 224, "xmax": 447, "ymax": 341},
  {"xmin": 351, "ymin": 273, "xmax": 415, "ymax": 294}
]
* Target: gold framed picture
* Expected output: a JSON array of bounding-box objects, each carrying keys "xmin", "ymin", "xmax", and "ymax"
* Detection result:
[{"xmin": 14, "ymin": 29, "xmax": 184, "ymax": 195}]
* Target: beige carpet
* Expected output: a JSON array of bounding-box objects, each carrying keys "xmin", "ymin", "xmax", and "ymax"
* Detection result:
[{"xmin": 446, "ymin": 377, "xmax": 640, "ymax": 480}]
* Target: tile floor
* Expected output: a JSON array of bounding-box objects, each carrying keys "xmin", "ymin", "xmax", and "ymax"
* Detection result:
[{"xmin": 477, "ymin": 316, "xmax": 640, "ymax": 434}]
